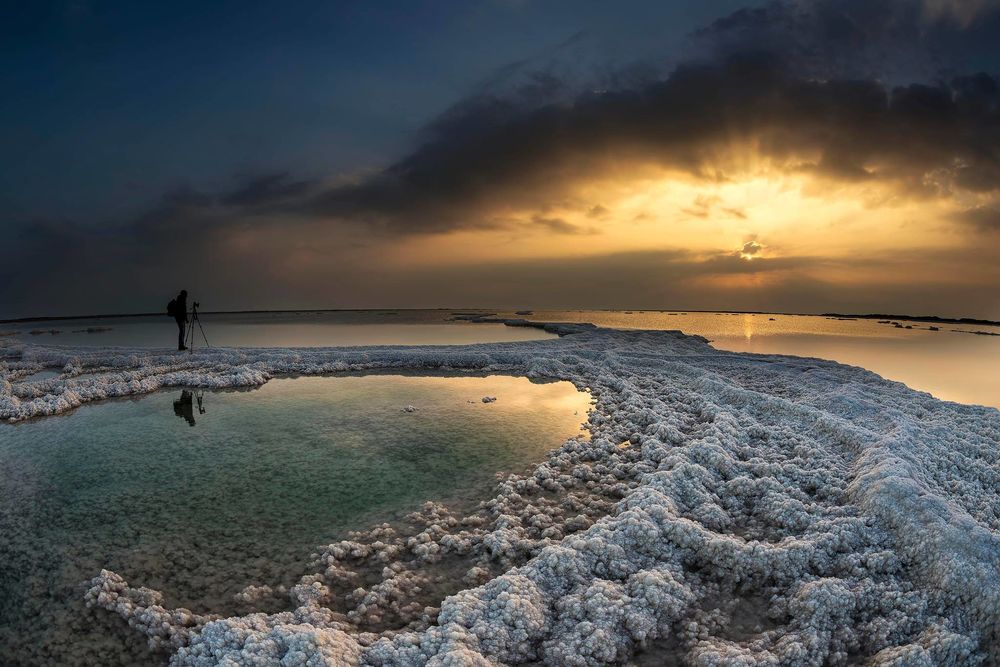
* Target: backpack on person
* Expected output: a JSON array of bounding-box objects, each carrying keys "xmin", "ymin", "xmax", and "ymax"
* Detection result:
[{"xmin": 167, "ymin": 298, "xmax": 178, "ymax": 318}]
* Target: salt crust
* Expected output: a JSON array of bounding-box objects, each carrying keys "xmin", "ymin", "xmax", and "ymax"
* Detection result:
[{"xmin": 3, "ymin": 322, "xmax": 1000, "ymax": 665}]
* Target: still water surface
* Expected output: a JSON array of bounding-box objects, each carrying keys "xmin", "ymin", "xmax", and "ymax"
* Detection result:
[
  {"xmin": 2, "ymin": 310, "xmax": 551, "ymax": 347},
  {"xmin": 5, "ymin": 308, "xmax": 998, "ymax": 408},
  {"xmin": 499, "ymin": 310, "xmax": 1000, "ymax": 409},
  {"xmin": 0, "ymin": 374, "xmax": 589, "ymax": 665}
]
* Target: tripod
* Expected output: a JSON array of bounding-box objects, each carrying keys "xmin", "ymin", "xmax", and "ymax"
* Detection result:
[{"xmin": 186, "ymin": 302, "xmax": 210, "ymax": 353}]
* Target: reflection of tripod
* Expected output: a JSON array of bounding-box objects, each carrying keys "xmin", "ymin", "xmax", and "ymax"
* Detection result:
[
  {"xmin": 186, "ymin": 302, "xmax": 210, "ymax": 353},
  {"xmin": 173, "ymin": 389, "xmax": 206, "ymax": 426}
]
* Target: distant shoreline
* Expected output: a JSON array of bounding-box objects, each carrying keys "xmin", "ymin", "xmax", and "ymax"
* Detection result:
[
  {"xmin": 2, "ymin": 308, "xmax": 998, "ymax": 327},
  {"xmin": 820, "ymin": 313, "xmax": 1000, "ymax": 327}
]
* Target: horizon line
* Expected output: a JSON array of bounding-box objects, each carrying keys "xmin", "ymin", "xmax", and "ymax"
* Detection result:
[{"xmin": 2, "ymin": 308, "xmax": 999, "ymax": 328}]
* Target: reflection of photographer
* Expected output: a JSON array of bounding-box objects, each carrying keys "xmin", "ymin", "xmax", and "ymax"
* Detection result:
[
  {"xmin": 173, "ymin": 389, "xmax": 206, "ymax": 426},
  {"xmin": 166, "ymin": 290, "xmax": 189, "ymax": 351}
]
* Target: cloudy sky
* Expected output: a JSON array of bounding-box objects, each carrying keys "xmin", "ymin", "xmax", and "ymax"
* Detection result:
[{"xmin": 3, "ymin": 0, "xmax": 1000, "ymax": 319}]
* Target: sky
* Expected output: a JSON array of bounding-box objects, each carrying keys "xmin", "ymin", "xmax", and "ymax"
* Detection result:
[{"xmin": 3, "ymin": 0, "xmax": 1000, "ymax": 319}]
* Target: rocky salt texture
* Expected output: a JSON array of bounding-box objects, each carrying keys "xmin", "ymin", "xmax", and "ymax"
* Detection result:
[{"xmin": 3, "ymin": 323, "xmax": 1000, "ymax": 665}]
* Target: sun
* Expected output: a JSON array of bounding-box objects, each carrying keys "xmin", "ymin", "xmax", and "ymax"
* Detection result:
[{"xmin": 739, "ymin": 240, "xmax": 763, "ymax": 260}]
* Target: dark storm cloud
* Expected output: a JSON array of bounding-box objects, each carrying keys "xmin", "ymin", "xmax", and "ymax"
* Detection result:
[
  {"xmin": 276, "ymin": 0, "xmax": 1000, "ymax": 234},
  {"xmin": 5, "ymin": 0, "xmax": 1000, "ymax": 319},
  {"xmin": 956, "ymin": 205, "xmax": 1000, "ymax": 230},
  {"xmin": 294, "ymin": 54, "xmax": 1000, "ymax": 232},
  {"xmin": 695, "ymin": 0, "xmax": 1000, "ymax": 81},
  {"xmin": 283, "ymin": 4, "xmax": 1000, "ymax": 229},
  {"xmin": 15, "ymin": 0, "xmax": 1000, "ymax": 245}
]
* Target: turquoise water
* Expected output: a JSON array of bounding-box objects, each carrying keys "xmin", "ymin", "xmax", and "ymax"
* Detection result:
[{"xmin": 0, "ymin": 374, "xmax": 589, "ymax": 665}]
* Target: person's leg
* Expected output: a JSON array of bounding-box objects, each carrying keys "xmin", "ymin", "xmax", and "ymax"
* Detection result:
[{"xmin": 177, "ymin": 319, "xmax": 186, "ymax": 350}]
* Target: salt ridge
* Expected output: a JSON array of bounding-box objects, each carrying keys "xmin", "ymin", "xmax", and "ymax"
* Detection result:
[{"xmin": 2, "ymin": 323, "xmax": 999, "ymax": 665}]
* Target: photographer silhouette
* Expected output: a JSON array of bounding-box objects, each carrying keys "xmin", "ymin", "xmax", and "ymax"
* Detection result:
[{"xmin": 166, "ymin": 290, "xmax": 188, "ymax": 350}]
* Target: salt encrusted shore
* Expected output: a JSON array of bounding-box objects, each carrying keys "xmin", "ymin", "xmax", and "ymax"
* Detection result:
[{"xmin": 2, "ymin": 323, "xmax": 1000, "ymax": 665}]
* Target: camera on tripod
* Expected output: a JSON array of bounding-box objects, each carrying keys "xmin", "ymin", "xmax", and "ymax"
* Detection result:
[{"xmin": 186, "ymin": 301, "xmax": 209, "ymax": 352}]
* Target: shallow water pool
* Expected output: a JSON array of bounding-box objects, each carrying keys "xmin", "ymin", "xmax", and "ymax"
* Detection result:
[{"xmin": 0, "ymin": 374, "xmax": 590, "ymax": 665}]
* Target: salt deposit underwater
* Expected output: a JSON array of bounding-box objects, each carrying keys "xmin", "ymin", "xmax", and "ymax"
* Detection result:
[
  {"xmin": 0, "ymin": 373, "xmax": 588, "ymax": 665},
  {"xmin": 3, "ymin": 321, "xmax": 1000, "ymax": 665}
]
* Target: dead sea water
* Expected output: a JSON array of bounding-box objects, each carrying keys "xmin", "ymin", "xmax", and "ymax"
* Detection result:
[
  {"xmin": 6, "ymin": 308, "xmax": 998, "ymax": 408},
  {"xmin": 0, "ymin": 374, "xmax": 590, "ymax": 665},
  {"xmin": 492, "ymin": 310, "xmax": 1000, "ymax": 409},
  {"xmin": 5, "ymin": 324, "xmax": 999, "ymax": 663}
]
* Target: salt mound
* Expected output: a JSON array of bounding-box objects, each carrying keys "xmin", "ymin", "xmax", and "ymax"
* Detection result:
[{"xmin": 3, "ymin": 324, "xmax": 1000, "ymax": 665}]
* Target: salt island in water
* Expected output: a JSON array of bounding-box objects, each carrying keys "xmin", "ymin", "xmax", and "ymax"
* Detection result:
[{"xmin": 2, "ymin": 320, "xmax": 1000, "ymax": 665}]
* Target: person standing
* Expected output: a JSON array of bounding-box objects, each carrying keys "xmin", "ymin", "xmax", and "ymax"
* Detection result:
[{"xmin": 168, "ymin": 289, "xmax": 189, "ymax": 350}]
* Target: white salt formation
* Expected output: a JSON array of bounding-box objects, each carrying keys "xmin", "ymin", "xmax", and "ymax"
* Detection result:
[{"xmin": 3, "ymin": 322, "xmax": 1000, "ymax": 665}]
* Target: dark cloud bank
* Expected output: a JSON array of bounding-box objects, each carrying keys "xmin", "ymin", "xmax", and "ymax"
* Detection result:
[{"xmin": 4, "ymin": 0, "xmax": 1000, "ymax": 318}]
